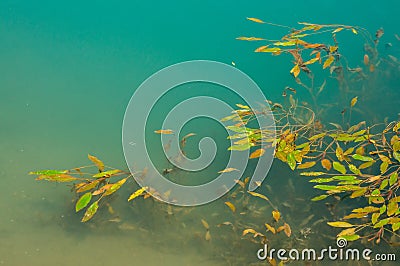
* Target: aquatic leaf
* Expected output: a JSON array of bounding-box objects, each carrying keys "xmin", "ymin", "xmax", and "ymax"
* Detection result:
[
  {"xmin": 255, "ymin": 46, "xmax": 281, "ymax": 53},
  {"xmin": 313, "ymin": 185, "xmax": 340, "ymax": 191},
  {"xmin": 286, "ymin": 152, "xmax": 296, "ymax": 170},
  {"xmin": 249, "ymin": 148, "xmax": 265, "ymax": 159},
  {"xmin": 351, "ymin": 28, "xmax": 358, "ymax": 34},
  {"xmin": 236, "ymin": 36, "xmax": 265, "ymax": 41},
  {"xmin": 387, "ymin": 201, "xmax": 398, "ymax": 217},
  {"xmin": 221, "ymin": 113, "xmax": 240, "ymax": 122},
  {"xmin": 327, "ymin": 221, "xmax": 354, "ymax": 228},
  {"xmin": 76, "ymin": 180, "xmax": 100, "ymax": 193},
  {"xmin": 323, "ymin": 55, "xmax": 334, "ymax": 69},
  {"xmin": 92, "ymin": 184, "xmax": 112, "ymax": 196},
  {"xmin": 359, "ymin": 161, "xmax": 375, "ymax": 169},
  {"xmin": 81, "ymin": 201, "xmax": 99, "ymax": 222},
  {"xmin": 103, "ymin": 178, "xmax": 127, "ymax": 196},
  {"xmin": 335, "ymin": 145, "xmax": 345, "ymax": 161},
  {"xmin": 283, "ymin": 223, "xmax": 291, "ymax": 237},
  {"xmin": 205, "ymin": 230, "xmax": 211, "ymax": 241},
  {"xmin": 372, "ymin": 213, "xmax": 380, "ymax": 225},
  {"xmin": 373, "ymin": 218, "xmax": 389, "ymax": 228},
  {"xmin": 350, "ymin": 188, "xmax": 367, "ymax": 198},
  {"xmin": 303, "ymin": 57, "xmax": 319, "ymax": 65},
  {"xmin": 29, "ymin": 169, "xmax": 68, "ymax": 175},
  {"xmin": 228, "ymin": 143, "xmax": 252, "ymax": 151},
  {"xmin": 75, "ymin": 192, "xmax": 92, "ymax": 212},
  {"xmin": 242, "ymin": 228, "xmax": 257, "ymax": 236},
  {"xmin": 248, "ymin": 191, "xmax": 269, "ymax": 201},
  {"xmin": 311, "ymin": 194, "xmax": 329, "ymax": 201},
  {"xmin": 350, "ymin": 96, "xmax": 358, "ymax": 107},
  {"xmin": 93, "ymin": 169, "xmax": 121, "ymax": 178},
  {"xmin": 246, "ymin": 17, "xmax": 265, "ymax": 24},
  {"xmin": 128, "ymin": 186, "xmax": 148, "ymax": 201},
  {"xmin": 340, "ymin": 234, "xmax": 360, "ymax": 241},
  {"xmin": 154, "ymin": 129, "xmax": 174, "ymax": 134},
  {"xmin": 290, "ymin": 64, "xmax": 300, "ymax": 78},
  {"xmin": 333, "ymin": 162, "xmax": 346, "ymax": 174},
  {"xmin": 393, "ymin": 151, "xmax": 400, "ymax": 162},
  {"xmin": 332, "ymin": 27, "xmax": 344, "ymax": 34},
  {"xmin": 35, "ymin": 174, "xmax": 80, "ymax": 182},
  {"xmin": 352, "ymin": 154, "xmax": 373, "ymax": 162},
  {"xmin": 88, "ymin": 154, "xmax": 105, "ymax": 172},
  {"xmin": 309, "ymin": 177, "xmax": 334, "ymax": 183},
  {"xmin": 300, "ymin": 171, "xmax": 326, "ymax": 176},
  {"xmin": 389, "ymin": 172, "xmax": 398, "ymax": 186},
  {"xmin": 297, "ymin": 161, "xmax": 316, "ymax": 169},
  {"xmin": 337, "ymin": 227, "xmax": 356, "ymax": 237},
  {"xmin": 329, "ymin": 46, "xmax": 338, "ymax": 53},
  {"xmin": 380, "ymin": 162, "xmax": 389, "ymax": 174},
  {"xmin": 224, "ymin": 201, "xmax": 236, "ymax": 213},
  {"xmin": 352, "ymin": 206, "xmax": 380, "ymax": 213},
  {"xmin": 321, "ymin": 159, "xmax": 332, "ymax": 171},
  {"xmin": 201, "ymin": 219, "xmax": 210, "ymax": 230},
  {"xmin": 265, "ymin": 223, "xmax": 276, "ymax": 234},
  {"xmin": 363, "ymin": 54, "xmax": 369, "ymax": 66},
  {"xmin": 273, "ymin": 41, "xmax": 297, "ymax": 46},
  {"xmin": 272, "ymin": 210, "xmax": 280, "ymax": 222},
  {"xmin": 308, "ymin": 132, "xmax": 326, "ymax": 141},
  {"xmin": 332, "ymin": 175, "xmax": 357, "ymax": 181},
  {"xmin": 392, "ymin": 223, "xmax": 400, "ymax": 232},
  {"xmin": 218, "ymin": 167, "xmax": 238, "ymax": 174},
  {"xmin": 348, "ymin": 164, "xmax": 361, "ymax": 175}
]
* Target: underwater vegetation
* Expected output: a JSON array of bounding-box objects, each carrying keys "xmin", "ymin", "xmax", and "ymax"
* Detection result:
[{"xmin": 29, "ymin": 18, "xmax": 400, "ymax": 265}]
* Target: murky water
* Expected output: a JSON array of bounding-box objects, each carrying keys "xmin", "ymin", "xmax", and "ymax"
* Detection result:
[{"xmin": 1, "ymin": 1, "xmax": 400, "ymax": 265}]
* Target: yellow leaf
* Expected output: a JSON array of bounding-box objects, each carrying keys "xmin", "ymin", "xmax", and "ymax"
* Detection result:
[
  {"xmin": 265, "ymin": 223, "xmax": 276, "ymax": 234},
  {"xmin": 323, "ymin": 55, "xmax": 335, "ymax": 69},
  {"xmin": 272, "ymin": 210, "xmax": 281, "ymax": 222},
  {"xmin": 236, "ymin": 36, "xmax": 265, "ymax": 41},
  {"xmin": 283, "ymin": 223, "xmax": 292, "ymax": 237},
  {"xmin": 332, "ymin": 27, "xmax": 344, "ymax": 34},
  {"xmin": 290, "ymin": 64, "xmax": 300, "ymax": 78},
  {"xmin": 351, "ymin": 28, "xmax": 358, "ymax": 34},
  {"xmin": 128, "ymin": 187, "xmax": 148, "ymax": 201},
  {"xmin": 246, "ymin": 17, "xmax": 265, "ymax": 24},
  {"xmin": 273, "ymin": 41, "xmax": 297, "ymax": 46},
  {"xmin": 249, "ymin": 148, "xmax": 265, "ymax": 159},
  {"xmin": 350, "ymin": 96, "xmax": 358, "ymax": 107},
  {"xmin": 236, "ymin": 103, "xmax": 250, "ymax": 109},
  {"xmin": 255, "ymin": 46, "xmax": 281, "ymax": 53},
  {"xmin": 201, "ymin": 219, "xmax": 210, "ymax": 230},
  {"xmin": 88, "ymin": 154, "xmax": 105, "ymax": 172},
  {"xmin": 321, "ymin": 159, "xmax": 332, "ymax": 171},
  {"xmin": 329, "ymin": 46, "xmax": 338, "ymax": 53},
  {"xmin": 242, "ymin": 228, "xmax": 257, "ymax": 236},
  {"xmin": 327, "ymin": 221, "xmax": 355, "ymax": 228},
  {"xmin": 218, "ymin": 167, "xmax": 238, "ymax": 174},
  {"xmin": 154, "ymin": 129, "xmax": 174, "ymax": 134},
  {"xmin": 248, "ymin": 191, "xmax": 269, "ymax": 201},
  {"xmin": 337, "ymin": 227, "xmax": 356, "ymax": 237},
  {"xmin": 297, "ymin": 161, "xmax": 316, "ymax": 169},
  {"xmin": 303, "ymin": 57, "xmax": 319, "ymax": 65},
  {"xmin": 224, "ymin": 201, "xmax": 236, "ymax": 213},
  {"xmin": 300, "ymin": 171, "xmax": 326, "ymax": 176},
  {"xmin": 205, "ymin": 230, "xmax": 211, "ymax": 241}
]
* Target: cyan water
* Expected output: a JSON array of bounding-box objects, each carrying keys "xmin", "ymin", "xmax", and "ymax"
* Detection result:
[{"xmin": 1, "ymin": 1, "xmax": 399, "ymax": 265}]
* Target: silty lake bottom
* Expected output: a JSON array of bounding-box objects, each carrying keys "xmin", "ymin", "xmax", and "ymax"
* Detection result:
[{"xmin": 1, "ymin": 1, "xmax": 400, "ymax": 265}]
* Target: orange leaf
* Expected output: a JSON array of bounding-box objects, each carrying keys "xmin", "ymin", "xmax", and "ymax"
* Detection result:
[
  {"xmin": 272, "ymin": 210, "xmax": 281, "ymax": 222},
  {"xmin": 290, "ymin": 64, "xmax": 300, "ymax": 78},
  {"xmin": 249, "ymin": 148, "xmax": 265, "ymax": 159},
  {"xmin": 88, "ymin": 154, "xmax": 105, "ymax": 172},
  {"xmin": 321, "ymin": 159, "xmax": 332, "ymax": 171},
  {"xmin": 154, "ymin": 129, "xmax": 174, "ymax": 134},
  {"xmin": 283, "ymin": 223, "xmax": 292, "ymax": 237},
  {"xmin": 247, "ymin": 17, "xmax": 265, "ymax": 24}
]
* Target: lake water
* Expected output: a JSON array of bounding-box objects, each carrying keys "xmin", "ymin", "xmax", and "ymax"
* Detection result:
[{"xmin": 1, "ymin": 1, "xmax": 399, "ymax": 265}]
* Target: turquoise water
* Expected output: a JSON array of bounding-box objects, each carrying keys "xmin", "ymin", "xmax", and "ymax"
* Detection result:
[{"xmin": 1, "ymin": 1, "xmax": 400, "ymax": 265}]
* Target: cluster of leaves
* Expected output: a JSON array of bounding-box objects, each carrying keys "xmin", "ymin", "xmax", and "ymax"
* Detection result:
[
  {"xmin": 29, "ymin": 154, "xmax": 147, "ymax": 222},
  {"xmin": 222, "ymin": 99, "xmax": 400, "ymax": 244}
]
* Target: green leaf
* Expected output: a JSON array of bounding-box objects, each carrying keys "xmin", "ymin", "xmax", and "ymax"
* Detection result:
[
  {"xmin": 75, "ymin": 192, "xmax": 92, "ymax": 212},
  {"xmin": 389, "ymin": 172, "xmax": 398, "ymax": 186},
  {"xmin": 93, "ymin": 169, "xmax": 121, "ymax": 178},
  {"xmin": 392, "ymin": 222, "xmax": 400, "ymax": 232},
  {"xmin": 380, "ymin": 161, "xmax": 389, "ymax": 174},
  {"xmin": 387, "ymin": 201, "xmax": 398, "ymax": 216},
  {"xmin": 373, "ymin": 218, "xmax": 389, "ymax": 228},
  {"xmin": 314, "ymin": 185, "xmax": 340, "ymax": 191},
  {"xmin": 311, "ymin": 194, "xmax": 329, "ymax": 201},
  {"xmin": 332, "ymin": 175, "xmax": 357, "ymax": 181},
  {"xmin": 35, "ymin": 174, "xmax": 80, "ymax": 182},
  {"xmin": 380, "ymin": 179, "xmax": 389, "ymax": 190},
  {"xmin": 308, "ymin": 132, "xmax": 326, "ymax": 141},
  {"xmin": 287, "ymin": 152, "xmax": 296, "ymax": 170},
  {"xmin": 348, "ymin": 164, "xmax": 361, "ymax": 175},
  {"xmin": 228, "ymin": 143, "xmax": 252, "ymax": 151},
  {"xmin": 350, "ymin": 188, "xmax": 367, "ymax": 198},
  {"xmin": 352, "ymin": 154, "xmax": 374, "ymax": 162},
  {"xmin": 393, "ymin": 151, "xmax": 400, "ymax": 162},
  {"xmin": 371, "ymin": 213, "xmax": 380, "ymax": 224},
  {"xmin": 29, "ymin": 169, "xmax": 68, "ymax": 175},
  {"xmin": 309, "ymin": 177, "xmax": 334, "ymax": 183},
  {"xmin": 333, "ymin": 161, "xmax": 346, "ymax": 174},
  {"xmin": 300, "ymin": 171, "xmax": 327, "ymax": 176},
  {"xmin": 327, "ymin": 221, "xmax": 354, "ymax": 228},
  {"xmin": 339, "ymin": 234, "xmax": 360, "ymax": 241},
  {"xmin": 103, "ymin": 178, "xmax": 127, "ymax": 196},
  {"xmin": 81, "ymin": 201, "xmax": 99, "ymax": 222}
]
